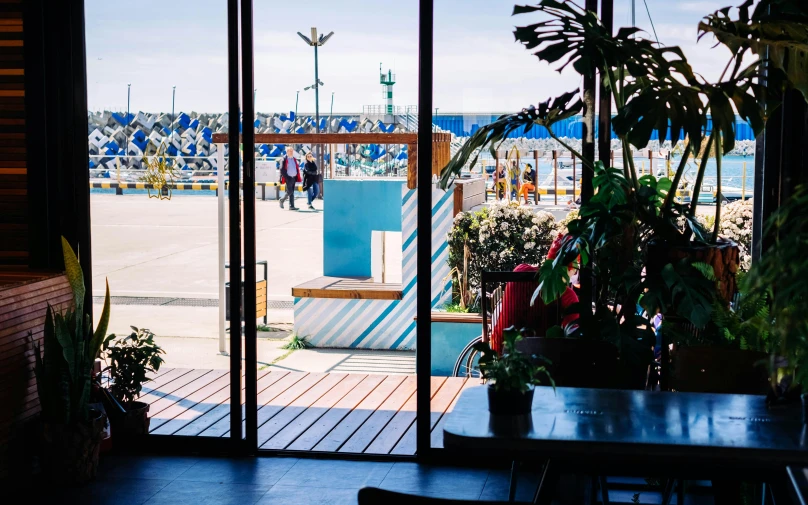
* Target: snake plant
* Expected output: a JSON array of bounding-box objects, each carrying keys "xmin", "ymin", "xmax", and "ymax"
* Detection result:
[{"xmin": 33, "ymin": 237, "xmax": 111, "ymax": 425}]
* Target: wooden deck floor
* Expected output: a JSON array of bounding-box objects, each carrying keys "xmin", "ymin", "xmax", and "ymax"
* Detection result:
[{"xmin": 140, "ymin": 368, "xmax": 477, "ymax": 455}]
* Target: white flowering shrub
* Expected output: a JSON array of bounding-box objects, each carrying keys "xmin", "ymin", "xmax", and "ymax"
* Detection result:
[
  {"xmin": 447, "ymin": 201, "xmax": 559, "ymax": 292},
  {"xmin": 715, "ymin": 199, "xmax": 754, "ymax": 271}
]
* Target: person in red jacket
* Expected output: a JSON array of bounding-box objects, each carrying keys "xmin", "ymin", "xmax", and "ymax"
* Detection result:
[{"xmin": 489, "ymin": 234, "xmax": 579, "ymax": 353}]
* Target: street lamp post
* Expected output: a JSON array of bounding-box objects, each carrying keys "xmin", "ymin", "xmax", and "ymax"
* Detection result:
[
  {"xmin": 171, "ymin": 85, "xmax": 176, "ymax": 148},
  {"xmin": 298, "ymin": 27, "xmax": 334, "ymax": 196},
  {"xmin": 329, "ymin": 92, "xmax": 335, "ymax": 133},
  {"xmin": 126, "ymin": 83, "xmax": 131, "ymax": 174},
  {"xmin": 295, "ymin": 90, "xmax": 299, "ymax": 120},
  {"xmin": 126, "ymin": 83, "xmax": 131, "ymax": 124}
]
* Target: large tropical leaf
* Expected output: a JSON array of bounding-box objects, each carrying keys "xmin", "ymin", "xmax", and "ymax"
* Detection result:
[
  {"xmin": 512, "ymin": 0, "xmax": 665, "ymax": 79},
  {"xmin": 590, "ymin": 162, "xmax": 631, "ymax": 208},
  {"xmin": 613, "ymin": 80, "xmax": 706, "ymax": 152},
  {"xmin": 660, "ymin": 260, "xmax": 716, "ymax": 328},
  {"xmin": 439, "ymin": 91, "xmax": 582, "ymax": 187},
  {"xmin": 699, "ymin": 0, "xmax": 808, "ymax": 101}
]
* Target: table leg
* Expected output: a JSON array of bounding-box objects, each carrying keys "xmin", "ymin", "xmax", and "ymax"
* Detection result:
[
  {"xmin": 533, "ymin": 459, "xmax": 559, "ymax": 505},
  {"xmin": 599, "ymin": 476, "xmax": 610, "ymax": 504},
  {"xmin": 590, "ymin": 476, "xmax": 599, "ymax": 505},
  {"xmin": 661, "ymin": 479, "xmax": 675, "ymax": 505},
  {"xmin": 508, "ymin": 460, "xmax": 518, "ymax": 502}
]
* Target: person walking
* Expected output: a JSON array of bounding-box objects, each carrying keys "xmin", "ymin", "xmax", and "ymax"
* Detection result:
[
  {"xmin": 302, "ymin": 152, "xmax": 320, "ymax": 211},
  {"xmin": 278, "ymin": 146, "xmax": 301, "ymax": 210}
]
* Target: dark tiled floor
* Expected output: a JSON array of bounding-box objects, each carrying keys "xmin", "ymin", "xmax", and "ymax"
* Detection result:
[
  {"xmin": 31, "ymin": 454, "xmax": 716, "ymax": 504},
  {"xmin": 31, "ymin": 454, "xmax": 540, "ymax": 505}
]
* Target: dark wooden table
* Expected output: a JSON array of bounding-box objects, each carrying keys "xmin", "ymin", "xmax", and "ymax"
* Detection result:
[{"xmin": 444, "ymin": 386, "xmax": 808, "ymax": 503}]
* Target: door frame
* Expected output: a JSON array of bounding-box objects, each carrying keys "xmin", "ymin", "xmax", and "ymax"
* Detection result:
[{"xmin": 231, "ymin": 0, "xmax": 435, "ymax": 459}]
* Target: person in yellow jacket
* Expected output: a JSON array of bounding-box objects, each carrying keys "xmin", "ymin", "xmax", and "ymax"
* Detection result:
[
  {"xmin": 518, "ymin": 163, "xmax": 537, "ymax": 204},
  {"xmin": 493, "ymin": 162, "xmax": 508, "ymax": 200},
  {"xmin": 508, "ymin": 160, "xmax": 521, "ymax": 200}
]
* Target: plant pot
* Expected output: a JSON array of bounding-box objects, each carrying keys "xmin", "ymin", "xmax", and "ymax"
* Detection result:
[
  {"xmin": 40, "ymin": 409, "xmax": 107, "ymax": 485},
  {"xmin": 487, "ymin": 384, "xmax": 534, "ymax": 416},
  {"xmin": 670, "ymin": 346, "xmax": 769, "ymax": 394},
  {"xmin": 110, "ymin": 401, "xmax": 150, "ymax": 440},
  {"xmin": 648, "ymin": 238, "xmax": 740, "ymax": 306}
]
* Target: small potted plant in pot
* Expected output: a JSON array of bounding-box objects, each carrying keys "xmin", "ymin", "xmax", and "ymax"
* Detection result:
[
  {"xmin": 474, "ymin": 327, "xmax": 554, "ymax": 416},
  {"xmin": 102, "ymin": 327, "xmax": 165, "ymax": 439},
  {"xmin": 33, "ymin": 237, "xmax": 111, "ymax": 484}
]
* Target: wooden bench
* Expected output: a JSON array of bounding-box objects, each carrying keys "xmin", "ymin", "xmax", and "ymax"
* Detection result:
[{"xmin": 292, "ymin": 276, "xmax": 402, "ymax": 300}]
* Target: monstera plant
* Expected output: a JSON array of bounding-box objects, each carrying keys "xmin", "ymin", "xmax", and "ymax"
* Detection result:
[
  {"xmin": 440, "ymin": 0, "xmax": 807, "ymax": 373},
  {"xmin": 33, "ymin": 237, "xmax": 111, "ymax": 483}
]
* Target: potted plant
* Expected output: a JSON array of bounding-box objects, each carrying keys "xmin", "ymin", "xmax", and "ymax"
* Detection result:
[
  {"xmin": 666, "ymin": 273, "xmax": 770, "ymax": 394},
  {"xmin": 102, "ymin": 327, "xmax": 165, "ymax": 439},
  {"xmin": 32, "ymin": 237, "xmax": 111, "ymax": 484},
  {"xmin": 440, "ymin": 0, "xmax": 806, "ymax": 385},
  {"xmin": 473, "ymin": 327, "xmax": 554, "ymax": 415},
  {"xmin": 743, "ymin": 185, "xmax": 808, "ymax": 405}
]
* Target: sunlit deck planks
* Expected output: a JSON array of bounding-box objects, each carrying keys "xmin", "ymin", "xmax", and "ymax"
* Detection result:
[{"xmin": 142, "ymin": 368, "xmax": 472, "ymax": 455}]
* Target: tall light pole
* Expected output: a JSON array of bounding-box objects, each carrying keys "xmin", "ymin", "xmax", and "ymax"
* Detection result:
[
  {"xmin": 298, "ymin": 28, "xmax": 333, "ymax": 199},
  {"xmin": 297, "ymin": 27, "xmax": 333, "ymax": 136},
  {"xmin": 126, "ymin": 83, "xmax": 131, "ymax": 124},
  {"xmin": 171, "ymin": 85, "xmax": 176, "ymax": 149},
  {"xmin": 295, "ymin": 90, "xmax": 299, "ymax": 120},
  {"xmin": 329, "ymin": 92, "xmax": 335, "ymax": 133},
  {"xmin": 126, "ymin": 83, "xmax": 131, "ymax": 169}
]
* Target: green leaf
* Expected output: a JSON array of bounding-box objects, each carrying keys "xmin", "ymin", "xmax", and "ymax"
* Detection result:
[
  {"xmin": 699, "ymin": 5, "xmax": 808, "ymax": 102},
  {"xmin": 91, "ymin": 279, "xmax": 111, "ymax": 359},
  {"xmin": 660, "ymin": 260, "xmax": 715, "ymax": 328},
  {"xmin": 61, "ymin": 236, "xmax": 85, "ymax": 311}
]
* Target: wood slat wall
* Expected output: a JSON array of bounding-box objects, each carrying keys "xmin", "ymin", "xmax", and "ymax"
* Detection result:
[
  {"xmin": 0, "ymin": 1, "xmax": 26, "ymax": 265},
  {"xmin": 0, "ymin": 274, "xmax": 71, "ymax": 479}
]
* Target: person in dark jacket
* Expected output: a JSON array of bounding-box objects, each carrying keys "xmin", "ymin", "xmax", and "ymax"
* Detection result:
[
  {"xmin": 302, "ymin": 152, "xmax": 320, "ymax": 210},
  {"xmin": 278, "ymin": 146, "xmax": 301, "ymax": 210}
]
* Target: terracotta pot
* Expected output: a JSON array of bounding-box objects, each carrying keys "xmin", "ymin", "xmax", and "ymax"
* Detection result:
[
  {"xmin": 671, "ymin": 346, "xmax": 769, "ymax": 395},
  {"xmin": 110, "ymin": 401, "xmax": 150, "ymax": 440},
  {"xmin": 41, "ymin": 409, "xmax": 107, "ymax": 484},
  {"xmin": 515, "ymin": 337, "xmax": 646, "ymax": 390},
  {"xmin": 648, "ymin": 238, "xmax": 740, "ymax": 306},
  {"xmin": 487, "ymin": 384, "xmax": 534, "ymax": 415}
]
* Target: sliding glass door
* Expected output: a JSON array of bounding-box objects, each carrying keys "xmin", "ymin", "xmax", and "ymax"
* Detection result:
[{"xmin": 229, "ymin": 0, "xmax": 436, "ymax": 457}]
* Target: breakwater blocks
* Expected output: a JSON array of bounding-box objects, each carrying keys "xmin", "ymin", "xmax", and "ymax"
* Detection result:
[{"xmin": 87, "ymin": 111, "xmax": 413, "ymax": 175}]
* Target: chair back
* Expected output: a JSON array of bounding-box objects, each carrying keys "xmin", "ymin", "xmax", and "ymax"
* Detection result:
[
  {"xmin": 515, "ymin": 337, "xmax": 624, "ymax": 389},
  {"xmin": 481, "ymin": 270, "xmax": 562, "ymax": 351},
  {"xmin": 670, "ymin": 346, "xmax": 769, "ymax": 394}
]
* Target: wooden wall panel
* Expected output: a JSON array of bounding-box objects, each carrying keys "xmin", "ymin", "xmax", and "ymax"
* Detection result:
[
  {"xmin": 0, "ymin": 273, "xmax": 71, "ymax": 480},
  {"xmin": 0, "ymin": 1, "xmax": 27, "ymax": 265}
]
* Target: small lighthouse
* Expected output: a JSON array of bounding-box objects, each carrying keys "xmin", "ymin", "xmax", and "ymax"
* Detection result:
[{"xmin": 380, "ymin": 63, "xmax": 396, "ymax": 123}]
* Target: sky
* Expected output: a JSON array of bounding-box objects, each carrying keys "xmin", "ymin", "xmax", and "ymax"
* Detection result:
[{"xmin": 85, "ymin": 0, "xmax": 740, "ymax": 114}]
